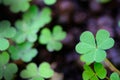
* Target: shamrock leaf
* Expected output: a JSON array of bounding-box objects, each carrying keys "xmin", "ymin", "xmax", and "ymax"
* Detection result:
[
  {"xmin": 83, "ymin": 63, "xmax": 107, "ymax": 80},
  {"xmin": 2, "ymin": 0, "xmax": 31, "ymax": 13},
  {"xmin": 0, "ymin": 20, "xmax": 16, "ymax": 51},
  {"xmin": 13, "ymin": 5, "xmax": 52, "ymax": 43},
  {"xmin": 39, "ymin": 25, "xmax": 66, "ymax": 52},
  {"xmin": 8, "ymin": 42, "xmax": 37, "ymax": 62},
  {"xmin": 20, "ymin": 62, "xmax": 54, "ymax": 80},
  {"xmin": 43, "ymin": 0, "xmax": 56, "ymax": 5},
  {"xmin": 0, "ymin": 52, "xmax": 18, "ymax": 80},
  {"xmin": 110, "ymin": 72, "xmax": 120, "ymax": 80},
  {"xmin": 75, "ymin": 29, "xmax": 114, "ymax": 64}
]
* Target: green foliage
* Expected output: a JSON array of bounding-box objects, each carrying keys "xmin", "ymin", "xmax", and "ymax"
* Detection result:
[
  {"xmin": 118, "ymin": 20, "xmax": 120, "ymax": 27},
  {"xmin": 83, "ymin": 63, "xmax": 107, "ymax": 80},
  {"xmin": 43, "ymin": 0, "xmax": 56, "ymax": 5},
  {"xmin": 75, "ymin": 29, "xmax": 114, "ymax": 64},
  {"xmin": 2, "ymin": 0, "xmax": 31, "ymax": 13},
  {"xmin": 110, "ymin": 72, "xmax": 120, "ymax": 80},
  {"xmin": 96, "ymin": 0, "xmax": 111, "ymax": 3},
  {"xmin": 0, "ymin": 52, "xmax": 18, "ymax": 80},
  {"xmin": 8, "ymin": 42, "xmax": 37, "ymax": 62},
  {"xmin": 20, "ymin": 62, "xmax": 54, "ymax": 80},
  {"xmin": 39, "ymin": 25, "xmax": 66, "ymax": 52},
  {"xmin": 13, "ymin": 5, "xmax": 52, "ymax": 43},
  {"xmin": 0, "ymin": 20, "xmax": 16, "ymax": 51}
]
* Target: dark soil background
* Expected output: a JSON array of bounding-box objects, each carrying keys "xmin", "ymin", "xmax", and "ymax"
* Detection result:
[{"xmin": 0, "ymin": 0, "xmax": 120, "ymax": 80}]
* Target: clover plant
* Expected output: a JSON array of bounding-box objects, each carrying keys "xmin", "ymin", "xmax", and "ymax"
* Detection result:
[
  {"xmin": 20, "ymin": 62, "xmax": 54, "ymax": 80},
  {"xmin": 13, "ymin": 5, "xmax": 52, "ymax": 43},
  {"xmin": 0, "ymin": 52, "xmax": 18, "ymax": 80},
  {"xmin": 39, "ymin": 25, "xmax": 66, "ymax": 52},
  {"xmin": 8, "ymin": 42, "xmax": 37, "ymax": 62},
  {"xmin": 43, "ymin": 0, "xmax": 56, "ymax": 5},
  {"xmin": 83, "ymin": 63, "xmax": 106, "ymax": 80},
  {"xmin": 110, "ymin": 72, "xmax": 120, "ymax": 80},
  {"xmin": 0, "ymin": 20, "xmax": 16, "ymax": 51},
  {"xmin": 2, "ymin": 0, "xmax": 31, "ymax": 13},
  {"xmin": 75, "ymin": 29, "xmax": 114, "ymax": 64}
]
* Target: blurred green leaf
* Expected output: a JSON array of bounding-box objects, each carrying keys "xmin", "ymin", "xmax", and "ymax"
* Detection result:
[
  {"xmin": 2, "ymin": 0, "xmax": 31, "ymax": 13},
  {"xmin": 96, "ymin": 0, "xmax": 111, "ymax": 3},
  {"xmin": 20, "ymin": 62, "xmax": 54, "ymax": 80},
  {"xmin": 0, "ymin": 52, "xmax": 18, "ymax": 80},
  {"xmin": 13, "ymin": 5, "xmax": 52, "ymax": 43},
  {"xmin": 39, "ymin": 62, "xmax": 54, "ymax": 78},
  {"xmin": 110, "ymin": 72, "xmax": 120, "ymax": 80},
  {"xmin": 43, "ymin": 0, "xmax": 56, "ymax": 5},
  {"xmin": 75, "ymin": 29, "xmax": 114, "ymax": 64},
  {"xmin": 39, "ymin": 25, "xmax": 66, "ymax": 52},
  {"xmin": 0, "ymin": 20, "xmax": 16, "ymax": 50},
  {"xmin": 8, "ymin": 42, "xmax": 37, "ymax": 62},
  {"xmin": 83, "ymin": 63, "xmax": 106, "ymax": 80}
]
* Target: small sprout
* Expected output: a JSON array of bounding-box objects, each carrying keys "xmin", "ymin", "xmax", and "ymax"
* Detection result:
[
  {"xmin": 0, "ymin": 20, "xmax": 16, "ymax": 51},
  {"xmin": 39, "ymin": 25, "xmax": 66, "ymax": 52},
  {"xmin": 75, "ymin": 29, "xmax": 114, "ymax": 64},
  {"xmin": 43, "ymin": 0, "xmax": 56, "ymax": 5},
  {"xmin": 20, "ymin": 62, "xmax": 54, "ymax": 80},
  {"xmin": 96, "ymin": 0, "xmax": 111, "ymax": 3},
  {"xmin": 13, "ymin": 5, "xmax": 52, "ymax": 43},
  {"xmin": 110, "ymin": 72, "xmax": 120, "ymax": 80},
  {"xmin": 0, "ymin": 52, "xmax": 18, "ymax": 80},
  {"xmin": 2, "ymin": 0, "xmax": 31, "ymax": 13},
  {"xmin": 83, "ymin": 63, "xmax": 107, "ymax": 80},
  {"xmin": 8, "ymin": 42, "xmax": 37, "ymax": 62}
]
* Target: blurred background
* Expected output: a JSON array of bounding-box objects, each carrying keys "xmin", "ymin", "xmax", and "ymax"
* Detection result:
[{"xmin": 0, "ymin": 0, "xmax": 120, "ymax": 80}]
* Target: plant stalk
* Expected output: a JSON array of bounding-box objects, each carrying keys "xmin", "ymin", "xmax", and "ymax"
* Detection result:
[{"xmin": 104, "ymin": 58, "xmax": 120, "ymax": 75}]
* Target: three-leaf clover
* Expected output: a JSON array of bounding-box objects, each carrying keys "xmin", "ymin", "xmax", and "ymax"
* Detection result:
[
  {"xmin": 0, "ymin": 52, "xmax": 18, "ymax": 80},
  {"xmin": 0, "ymin": 20, "xmax": 16, "ymax": 51},
  {"xmin": 83, "ymin": 63, "xmax": 107, "ymax": 80},
  {"xmin": 8, "ymin": 42, "xmax": 38, "ymax": 62},
  {"xmin": 43, "ymin": 0, "xmax": 56, "ymax": 5},
  {"xmin": 75, "ymin": 29, "xmax": 114, "ymax": 64},
  {"xmin": 13, "ymin": 5, "xmax": 52, "ymax": 43},
  {"xmin": 110, "ymin": 72, "xmax": 120, "ymax": 80},
  {"xmin": 39, "ymin": 25, "xmax": 66, "ymax": 52},
  {"xmin": 2, "ymin": 0, "xmax": 31, "ymax": 13},
  {"xmin": 20, "ymin": 62, "xmax": 54, "ymax": 80}
]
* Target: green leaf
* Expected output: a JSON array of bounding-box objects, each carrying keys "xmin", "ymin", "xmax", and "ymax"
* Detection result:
[
  {"xmin": 39, "ymin": 26, "xmax": 66, "ymax": 52},
  {"xmin": 0, "ymin": 38, "xmax": 9, "ymax": 51},
  {"xmin": 13, "ymin": 6, "xmax": 52, "ymax": 43},
  {"xmin": 94, "ymin": 63, "xmax": 107, "ymax": 79},
  {"xmin": 83, "ymin": 63, "xmax": 106, "ymax": 80},
  {"xmin": 20, "ymin": 62, "xmax": 54, "ymax": 80},
  {"xmin": 20, "ymin": 63, "xmax": 38, "ymax": 78},
  {"xmin": 96, "ymin": 30, "xmax": 114, "ymax": 49},
  {"xmin": 110, "ymin": 72, "xmax": 120, "ymax": 80},
  {"xmin": 8, "ymin": 42, "xmax": 37, "ymax": 62},
  {"xmin": 97, "ymin": 0, "xmax": 111, "ymax": 3},
  {"xmin": 75, "ymin": 29, "xmax": 114, "ymax": 64},
  {"xmin": 4, "ymin": 63, "xmax": 18, "ymax": 80},
  {"xmin": 3, "ymin": 0, "xmax": 31, "ymax": 13},
  {"xmin": 53, "ymin": 25, "xmax": 66, "ymax": 41},
  {"xmin": 43, "ymin": 0, "xmax": 56, "ymax": 5},
  {"xmin": 83, "ymin": 64, "xmax": 95, "ymax": 80},
  {"xmin": 0, "ymin": 52, "xmax": 18, "ymax": 80},
  {"xmin": 0, "ymin": 20, "xmax": 16, "ymax": 50},
  {"xmin": 0, "ymin": 52, "xmax": 9, "ymax": 66},
  {"xmin": 39, "ymin": 28, "xmax": 52, "ymax": 44},
  {"xmin": 39, "ymin": 62, "xmax": 54, "ymax": 78}
]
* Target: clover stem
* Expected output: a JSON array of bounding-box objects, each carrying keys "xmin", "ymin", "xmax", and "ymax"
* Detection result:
[
  {"xmin": 106, "ymin": 76, "xmax": 110, "ymax": 80},
  {"xmin": 104, "ymin": 58, "xmax": 120, "ymax": 75}
]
